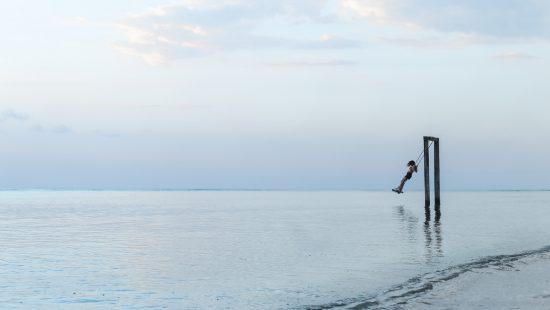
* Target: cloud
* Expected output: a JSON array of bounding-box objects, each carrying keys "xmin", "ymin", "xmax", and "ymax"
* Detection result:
[
  {"xmin": 0, "ymin": 110, "xmax": 29, "ymax": 122},
  {"xmin": 92, "ymin": 130, "xmax": 120, "ymax": 138},
  {"xmin": 267, "ymin": 60, "xmax": 357, "ymax": 67},
  {"xmin": 374, "ymin": 32, "xmax": 499, "ymax": 48},
  {"xmin": 112, "ymin": 44, "xmax": 171, "ymax": 66},
  {"xmin": 110, "ymin": 0, "xmax": 550, "ymax": 65},
  {"xmin": 340, "ymin": 0, "xmax": 550, "ymax": 39},
  {"xmin": 492, "ymin": 52, "xmax": 536, "ymax": 60},
  {"xmin": 0, "ymin": 109, "xmax": 118, "ymax": 138},
  {"xmin": 32, "ymin": 124, "xmax": 72, "ymax": 134},
  {"xmin": 339, "ymin": 0, "xmax": 395, "ymax": 24},
  {"xmin": 0, "ymin": 110, "xmax": 74, "ymax": 135},
  {"xmin": 112, "ymin": 1, "xmax": 360, "ymax": 65}
]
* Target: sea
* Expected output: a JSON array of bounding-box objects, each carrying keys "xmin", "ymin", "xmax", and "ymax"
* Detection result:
[{"xmin": 1, "ymin": 190, "xmax": 549, "ymax": 309}]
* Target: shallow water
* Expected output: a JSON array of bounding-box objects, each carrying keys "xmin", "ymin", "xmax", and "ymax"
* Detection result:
[{"xmin": 1, "ymin": 191, "xmax": 550, "ymax": 309}]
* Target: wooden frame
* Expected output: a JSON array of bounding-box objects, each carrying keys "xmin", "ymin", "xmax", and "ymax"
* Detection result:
[{"xmin": 423, "ymin": 136, "xmax": 440, "ymax": 208}]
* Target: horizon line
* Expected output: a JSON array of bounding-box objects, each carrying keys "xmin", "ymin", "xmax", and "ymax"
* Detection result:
[{"xmin": 0, "ymin": 188, "xmax": 549, "ymax": 192}]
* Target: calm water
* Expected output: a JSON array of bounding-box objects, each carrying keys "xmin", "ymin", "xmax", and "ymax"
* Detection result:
[{"xmin": 1, "ymin": 191, "xmax": 550, "ymax": 309}]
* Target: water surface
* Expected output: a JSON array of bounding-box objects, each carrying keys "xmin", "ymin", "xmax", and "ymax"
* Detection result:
[{"xmin": 1, "ymin": 191, "xmax": 549, "ymax": 309}]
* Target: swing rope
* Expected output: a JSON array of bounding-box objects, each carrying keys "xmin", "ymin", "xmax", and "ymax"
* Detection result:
[{"xmin": 415, "ymin": 141, "xmax": 433, "ymax": 167}]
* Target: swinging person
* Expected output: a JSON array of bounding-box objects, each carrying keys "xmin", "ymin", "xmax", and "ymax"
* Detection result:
[{"xmin": 392, "ymin": 160, "xmax": 418, "ymax": 194}]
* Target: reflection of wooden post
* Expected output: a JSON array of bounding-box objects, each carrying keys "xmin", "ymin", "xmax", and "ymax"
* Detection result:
[
  {"xmin": 434, "ymin": 138, "xmax": 440, "ymax": 206},
  {"xmin": 423, "ymin": 137, "xmax": 430, "ymax": 207}
]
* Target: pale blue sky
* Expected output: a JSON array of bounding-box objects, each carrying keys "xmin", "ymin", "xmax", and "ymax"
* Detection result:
[{"xmin": 1, "ymin": 0, "xmax": 550, "ymax": 190}]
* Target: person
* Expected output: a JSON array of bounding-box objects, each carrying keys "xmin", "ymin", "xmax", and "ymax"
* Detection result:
[{"xmin": 393, "ymin": 160, "xmax": 418, "ymax": 194}]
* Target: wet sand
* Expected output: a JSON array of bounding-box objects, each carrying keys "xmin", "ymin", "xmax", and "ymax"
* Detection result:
[{"xmin": 405, "ymin": 254, "xmax": 550, "ymax": 309}]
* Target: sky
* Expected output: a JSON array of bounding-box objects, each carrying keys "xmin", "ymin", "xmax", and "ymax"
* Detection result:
[{"xmin": 1, "ymin": 0, "xmax": 550, "ymax": 190}]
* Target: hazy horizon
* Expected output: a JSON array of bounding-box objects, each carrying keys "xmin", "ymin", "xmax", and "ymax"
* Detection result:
[{"xmin": 1, "ymin": 188, "xmax": 550, "ymax": 192}]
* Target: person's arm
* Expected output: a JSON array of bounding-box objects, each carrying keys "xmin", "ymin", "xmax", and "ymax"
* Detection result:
[{"xmin": 414, "ymin": 165, "xmax": 418, "ymax": 173}]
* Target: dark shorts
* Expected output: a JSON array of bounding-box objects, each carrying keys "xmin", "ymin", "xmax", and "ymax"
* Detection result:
[{"xmin": 405, "ymin": 172, "xmax": 413, "ymax": 180}]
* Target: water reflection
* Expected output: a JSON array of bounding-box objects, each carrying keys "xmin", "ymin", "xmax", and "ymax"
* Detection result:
[
  {"xmin": 423, "ymin": 205, "xmax": 441, "ymax": 224},
  {"xmin": 434, "ymin": 220, "xmax": 443, "ymax": 256},
  {"xmin": 394, "ymin": 205, "xmax": 443, "ymax": 263},
  {"xmin": 394, "ymin": 205, "xmax": 419, "ymax": 242},
  {"xmin": 424, "ymin": 206, "xmax": 443, "ymax": 262}
]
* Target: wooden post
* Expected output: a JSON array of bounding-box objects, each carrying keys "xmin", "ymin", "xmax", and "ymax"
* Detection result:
[
  {"xmin": 434, "ymin": 138, "xmax": 440, "ymax": 207},
  {"xmin": 423, "ymin": 137, "xmax": 430, "ymax": 207}
]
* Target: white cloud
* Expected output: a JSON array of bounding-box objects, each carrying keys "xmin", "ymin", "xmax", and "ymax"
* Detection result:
[
  {"xmin": 375, "ymin": 33, "xmax": 490, "ymax": 48},
  {"xmin": 340, "ymin": 0, "xmax": 550, "ymax": 39},
  {"xmin": 267, "ymin": 60, "xmax": 357, "ymax": 67},
  {"xmin": 110, "ymin": 0, "xmax": 550, "ymax": 65},
  {"xmin": 492, "ymin": 52, "xmax": 536, "ymax": 60},
  {"xmin": 112, "ymin": 1, "xmax": 360, "ymax": 65},
  {"xmin": 339, "ymin": 0, "xmax": 392, "ymax": 23},
  {"xmin": 112, "ymin": 44, "xmax": 171, "ymax": 66}
]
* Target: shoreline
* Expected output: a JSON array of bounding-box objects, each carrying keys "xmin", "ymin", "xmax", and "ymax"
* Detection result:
[
  {"xmin": 406, "ymin": 254, "xmax": 550, "ymax": 309},
  {"xmin": 338, "ymin": 249, "xmax": 550, "ymax": 309}
]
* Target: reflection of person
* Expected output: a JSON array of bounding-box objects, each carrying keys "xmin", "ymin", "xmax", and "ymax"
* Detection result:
[{"xmin": 392, "ymin": 160, "xmax": 418, "ymax": 194}]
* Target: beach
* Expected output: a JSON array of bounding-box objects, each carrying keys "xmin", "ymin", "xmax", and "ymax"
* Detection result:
[
  {"xmin": 402, "ymin": 253, "xmax": 550, "ymax": 310},
  {"xmin": 344, "ymin": 245, "xmax": 550, "ymax": 309}
]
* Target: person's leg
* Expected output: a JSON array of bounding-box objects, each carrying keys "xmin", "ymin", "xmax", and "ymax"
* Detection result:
[{"xmin": 397, "ymin": 175, "xmax": 408, "ymax": 192}]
